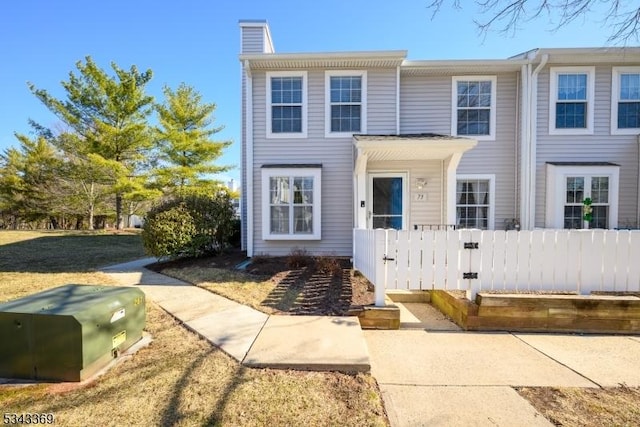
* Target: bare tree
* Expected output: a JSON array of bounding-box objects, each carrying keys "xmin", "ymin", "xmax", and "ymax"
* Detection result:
[{"xmin": 428, "ymin": 0, "xmax": 640, "ymax": 44}]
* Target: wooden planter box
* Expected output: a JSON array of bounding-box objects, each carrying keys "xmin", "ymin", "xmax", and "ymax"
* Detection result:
[{"xmin": 430, "ymin": 290, "xmax": 640, "ymax": 334}]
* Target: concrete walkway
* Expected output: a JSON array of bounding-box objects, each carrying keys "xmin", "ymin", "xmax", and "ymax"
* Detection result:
[
  {"xmin": 101, "ymin": 258, "xmax": 369, "ymax": 371},
  {"xmin": 103, "ymin": 258, "xmax": 640, "ymax": 426},
  {"xmin": 366, "ymin": 329, "xmax": 640, "ymax": 426}
]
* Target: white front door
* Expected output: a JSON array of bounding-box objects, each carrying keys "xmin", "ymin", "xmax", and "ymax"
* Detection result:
[{"xmin": 368, "ymin": 173, "xmax": 407, "ymax": 229}]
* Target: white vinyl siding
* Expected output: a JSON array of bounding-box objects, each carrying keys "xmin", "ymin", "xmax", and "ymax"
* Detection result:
[
  {"xmin": 535, "ymin": 65, "xmax": 639, "ymax": 228},
  {"xmin": 251, "ymin": 71, "xmax": 354, "ymax": 256},
  {"xmin": 611, "ymin": 67, "xmax": 640, "ymax": 135},
  {"xmin": 240, "ymin": 26, "xmax": 265, "ymax": 54},
  {"xmin": 548, "ymin": 67, "xmax": 595, "ymax": 135},
  {"xmin": 399, "ymin": 73, "xmax": 519, "ymax": 229},
  {"xmin": 367, "ymin": 160, "xmax": 443, "ymax": 228}
]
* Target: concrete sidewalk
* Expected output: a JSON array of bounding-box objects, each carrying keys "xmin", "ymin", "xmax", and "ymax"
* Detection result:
[
  {"xmin": 366, "ymin": 329, "xmax": 640, "ymax": 426},
  {"xmin": 103, "ymin": 258, "xmax": 640, "ymax": 426},
  {"xmin": 101, "ymin": 258, "xmax": 369, "ymax": 371}
]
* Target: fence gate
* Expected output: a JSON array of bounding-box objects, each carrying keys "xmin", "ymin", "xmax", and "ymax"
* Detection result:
[{"xmin": 352, "ymin": 229, "xmax": 640, "ymax": 306}]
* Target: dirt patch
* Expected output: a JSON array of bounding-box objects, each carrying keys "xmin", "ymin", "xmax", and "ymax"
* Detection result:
[
  {"xmin": 517, "ymin": 386, "xmax": 640, "ymax": 426},
  {"xmin": 149, "ymin": 250, "xmax": 375, "ymax": 315}
]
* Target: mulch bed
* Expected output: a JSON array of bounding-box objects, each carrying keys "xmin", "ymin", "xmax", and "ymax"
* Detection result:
[{"xmin": 147, "ymin": 249, "xmax": 375, "ymax": 315}]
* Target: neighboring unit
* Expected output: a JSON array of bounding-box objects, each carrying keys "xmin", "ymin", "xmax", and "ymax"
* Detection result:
[{"xmin": 239, "ymin": 20, "xmax": 640, "ymax": 257}]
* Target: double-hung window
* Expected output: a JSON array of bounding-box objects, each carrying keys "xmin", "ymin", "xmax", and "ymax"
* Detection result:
[
  {"xmin": 549, "ymin": 67, "xmax": 595, "ymax": 135},
  {"xmin": 261, "ymin": 166, "xmax": 321, "ymax": 240},
  {"xmin": 325, "ymin": 70, "xmax": 367, "ymax": 137},
  {"xmin": 266, "ymin": 71, "xmax": 307, "ymax": 138},
  {"xmin": 455, "ymin": 175, "xmax": 495, "ymax": 229},
  {"xmin": 611, "ymin": 67, "xmax": 640, "ymax": 134},
  {"xmin": 452, "ymin": 76, "xmax": 497, "ymax": 140},
  {"xmin": 545, "ymin": 163, "xmax": 619, "ymax": 229},
  {"xmin": 563, "ymin": 176, "xmax": 610, "ymax": 229}
]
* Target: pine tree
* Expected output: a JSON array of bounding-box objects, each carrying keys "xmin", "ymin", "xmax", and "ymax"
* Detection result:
[
  {"xmin": 29, "ymin": 56, "xmax": 154, "ymax": 229},
  {"xmin": 154, "ymin": 83, "xmax": 231, "ymax": 194}
]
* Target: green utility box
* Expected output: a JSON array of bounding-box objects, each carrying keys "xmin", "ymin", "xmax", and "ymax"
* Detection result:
[{"xmin": 0, "ymin": 284, "xmax": 145, "ymax": 382}]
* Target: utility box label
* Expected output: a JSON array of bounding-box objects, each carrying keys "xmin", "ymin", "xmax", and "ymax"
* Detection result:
[
  {"xmin": 112, "ymin": 330, "xmax": 126, "ymax": 348},
  {"xmin": 110, "ymin": 308, "xmax": 126, "ymax": 323}
]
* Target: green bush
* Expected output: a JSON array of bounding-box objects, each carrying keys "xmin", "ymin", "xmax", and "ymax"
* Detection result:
[{"xmin": 142, "ymin": 192, "xmax": 236, "ymax": 259}]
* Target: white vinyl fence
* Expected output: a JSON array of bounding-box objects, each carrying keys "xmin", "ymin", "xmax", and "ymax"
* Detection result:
[{"xmin": 353, "ymin": 229, "xmax": 640, "ymax": 306}]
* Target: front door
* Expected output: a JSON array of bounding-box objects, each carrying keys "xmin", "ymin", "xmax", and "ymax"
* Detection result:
[{"xmin": 368, "ymin": 173, "xmax": 406, "ymax": 229}]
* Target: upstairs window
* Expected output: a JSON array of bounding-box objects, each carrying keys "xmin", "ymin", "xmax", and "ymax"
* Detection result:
[
  {"xmin": 611, "ymin": 67, "xmax": 640, "ymax": 134},
  {"xmin": 549, "ymin": 67, "xmax": 594, "ymax": 135},
  {"xmin": 325, "ymin": 71, "xmax": 367, "ymax": 137},
  {"xmin": 452, "ymin": 76, "xmax": 496, "ymax": 140},
  {"xmin": 266, "ymin": 72, "xmax": 307, "ymax": 138}
]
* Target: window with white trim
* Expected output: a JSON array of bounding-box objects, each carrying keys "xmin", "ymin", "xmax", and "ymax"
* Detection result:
[
  {"xmin": 549, "ymin": 67, "xmax": 595, "ymax": 135},
  {"xmin": 563, "ymin": 176, "xmax": 610, "ymax": 229},
  {"xmin": 611, "ymin": 67, "xmax": 640, "ymax": 134},
  {"xmin": 325, "ymin": 71, "xmax": 367, "ymax": 137},
  {"xmin": 452, "ymin": 76, "xmax": 497, "ymax": 140},
  {"xmin": 261, "ymin": 167, "xmax": 321, "ymax": 240},
  {"xmin": 266, "ymin": 72, "xmax": 307, "ymax": 138},
  {"xmin": 545, "ymin": 164, "xmax": 619, "ymax": 229},
  {"xmin": 456, "ymin": 175, "xmax": 495, "ymax": 229}
]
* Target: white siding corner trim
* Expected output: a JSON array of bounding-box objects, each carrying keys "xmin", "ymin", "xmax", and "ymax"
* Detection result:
[{"xmin": 325, "ymin": 70, "xmax": 368, "ymax": 138}]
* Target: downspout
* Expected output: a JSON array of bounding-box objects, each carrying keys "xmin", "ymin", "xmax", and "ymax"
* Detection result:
[
  {"xmin": 396, "ymin": 65, "xmax": 401, "ymax": 134},
  {"xmin": 637, "ymin": 135, "xmax": 640, "ymax": 227},
  {"xmin": 244, "ymin": 60, "xmax": 254, "ymax": 257},
  {"xmin": 520, "ymin": 63, "xmax": 530, "ymax": 228},
  {"xmin": 514, "ymin": 69, "xmax": 520, "ymax": 220},
  {"xmin": 527, "ymin": 53, "xmax": 549, "ymax": 229}
]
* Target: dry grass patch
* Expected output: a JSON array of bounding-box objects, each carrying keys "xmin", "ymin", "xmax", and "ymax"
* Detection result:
[
  {"xmin": 0, "ymin": 272, "xmax": 119, "ymax": 302},
  {"xmin": 0, "ymin": 230, "xmax": 145, "ymax": 273},
  {"xmin": 518, "ymin": 386, "xmax": 640, "ymax": 426},
  {"xmin": 1, "ymin": 303, "xmax": 387, "ymax": 426},
  {"xmin": 161, "ymin": 267, "xmax": 279, "ymax": 314}
]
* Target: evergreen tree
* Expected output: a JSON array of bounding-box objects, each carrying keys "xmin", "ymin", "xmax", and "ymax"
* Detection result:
[
  {"xmin": 29, "ymin": 56, "xmax": 155, "ymax": 229},
  {"xmin": 154, "ymin": 83, "xmax": 231, "ymax": 194},
  {"xmin": 0, "ymin": 135, "xmax": 62, "ymax": 228}
]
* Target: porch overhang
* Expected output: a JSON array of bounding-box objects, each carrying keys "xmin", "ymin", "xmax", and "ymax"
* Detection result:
[{"xmin": 353, "ymin": 133, "xmax": 477, "ymax": 162}]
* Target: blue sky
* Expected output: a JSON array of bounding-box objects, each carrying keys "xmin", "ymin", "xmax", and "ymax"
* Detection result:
[{"xmin": 0, "ymin": 0, "xmax": 622, "ymax": 184}]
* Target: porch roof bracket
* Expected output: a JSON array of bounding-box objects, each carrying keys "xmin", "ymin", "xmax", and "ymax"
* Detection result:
[{"xmin": 354, "ymin": 150, "xmax": 368, "ymax": 175}]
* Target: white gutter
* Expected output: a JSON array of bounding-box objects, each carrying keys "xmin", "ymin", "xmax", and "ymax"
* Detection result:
[{"xmin": 244, "ymin": 60, "xmax": 254, "ymax": 256}]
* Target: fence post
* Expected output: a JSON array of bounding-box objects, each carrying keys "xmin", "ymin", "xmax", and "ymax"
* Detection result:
[{"xmin": 374, "ymin": 229, "xmax": 387, "ymax": 307}]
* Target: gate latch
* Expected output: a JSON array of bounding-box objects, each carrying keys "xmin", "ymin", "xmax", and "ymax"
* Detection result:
[
  {"xmin": 464, "ymin": 242, "xmax": 479, "ymax": 249},
  {"xmin": 463, "ymin": 272, "xmax": 478, "ymax": 279},
  {"xmin": 382, "ymin": 255, "xmax": 395, "ymax": 262}
]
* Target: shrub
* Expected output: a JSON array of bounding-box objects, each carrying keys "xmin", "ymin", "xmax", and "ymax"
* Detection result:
[
  {"xmin": 142, "ymin": 192, "xmax": 236, "ymax": 259},
  {"xmin": 286, "ymin": 247, "xmax": 313, "ymax": 269},
  {"xmin": 315, "ymin": 256, "xmax": 343, "ymax": 277}
]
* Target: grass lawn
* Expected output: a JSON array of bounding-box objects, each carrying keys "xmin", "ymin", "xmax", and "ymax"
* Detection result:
[{"xmin": 0, "ymin": 231, "xmax": 388, "ymax": 426}]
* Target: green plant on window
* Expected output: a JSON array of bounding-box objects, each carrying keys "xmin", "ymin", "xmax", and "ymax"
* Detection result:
[{"xmin": 582, "ymin": 197, "xmax": 593, "ymax": 224}]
